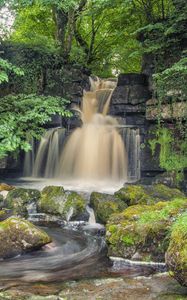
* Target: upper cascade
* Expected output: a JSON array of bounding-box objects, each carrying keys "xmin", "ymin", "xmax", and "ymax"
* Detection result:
[{"xmin": 58, "ymin": 77, "xmax": 127, "ymax": 181}]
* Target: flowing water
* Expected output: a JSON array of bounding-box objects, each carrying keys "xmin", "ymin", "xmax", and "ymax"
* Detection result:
[
  {"xmin": 24, "ymin": 77, "xmax": 128, "ymax": 182},
  {"xmin": 0, "ymin": 225, "xmax": 166, "ymax": 285}
]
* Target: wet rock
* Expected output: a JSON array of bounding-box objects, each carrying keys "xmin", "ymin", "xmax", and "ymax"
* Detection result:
[
  {"xmin": 27, "ymin": 213, "xmax": 65, "ymax": 227},
  {"xmin": 0, "ymin": 216, "xmax": 51, "ymax": 258},
  {"xmin": 39, "ymin": 186, "xmax": 86, "ymax": 221},
  {"xmin": 0, "ymin": 183, "xmax": 14, "ymax": 191},
  {"xmin": 115, "ymin": 184, "xmax": 185, "ymax": 206},
  {"xmin": 90, "ymin": 192, "xmax": 127, "ymax": 224},
  {"xmin": 0, "ymin": 274, "xmax": 186, "ymax": 300},
  {"xmin": 5, "ymin": 188, "xmax": 41, "ymax": 217},
  {"xmin": 106, "ymin": 197, "xmax": 187, "ymax": 261},
  {"xmin": 166, "ymin": 213, "xmax": 187, "ymax": 287}
]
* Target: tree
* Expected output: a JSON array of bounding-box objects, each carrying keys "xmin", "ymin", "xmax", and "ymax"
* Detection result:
[{"xmin": 0, "ymin": 94, "xmax": 71, "ymax": 158}]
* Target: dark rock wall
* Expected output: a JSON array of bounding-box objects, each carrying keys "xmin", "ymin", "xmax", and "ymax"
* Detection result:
[{"xmin": 110, "ymin": 73, "xmax": 162, "ymax": 178}]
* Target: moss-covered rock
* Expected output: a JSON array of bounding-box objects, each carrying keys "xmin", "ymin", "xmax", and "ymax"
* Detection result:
[
  {"xmin": 0, "ymin": 216, "xmax": 51, "ymax": 258},
  {"xmin": 106, "ymin": 197, "xmax": 187, "ymax": 261},
  {"xmin": 0, "ymin": 183, "xmax": 14, "ymax": 191},
  {"xmin": 39, "ymin": 186, "xmax": 86, "ymax": 220},
  {"xmin": 5, "ymin": 188, "xmax": 41, "ymax": 217},
  {"xmin": 115, "ymin": 184, "xmax": 185, "ymax": 206},
  {"xmin": 166, "ymin": 213, "xmax": 187, "ymax": 287},
  {"xmin": 90, "ymin": 192, "xmax": 127, "ymax": 224}
]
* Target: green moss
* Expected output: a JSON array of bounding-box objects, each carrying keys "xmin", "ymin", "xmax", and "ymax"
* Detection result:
[
  {"xmin": 39, "ymin": 186, "xmax": 86, "ymax": 219},
  {"xmin": 63, "ymin": 192, "xmax": 85, "ymax": 216},
  {"xmin": 121, "ymin": 235, "xmax": 135, "ymax": 246},
  {"xmin": 147, "ymin": 184, "xmax": 185, "ymax": 201},
  {"xmin": 166, "ymin": 212, "xmax": 187, "ymax": 286},
  {"xmin": 39, "ymin": 186, "xmax": 65, "ymax": 215},
  {"xmin": 42, "ymin": 186, "xmax": 64, "ymax": 197},
  {"xmin": 115, "ymin": 184, "xmax": 185, "ymax": 207},
  {"xmin": 0, "ymin": 216, "xmax": 51, "ymax": 258},
  {"xmin": 115, "ymin": 185, "xmax": 149, "ymax": 205},
  {"xmin": 5, "ymin": 188, "xmax": 41, "ymax": 217},
  {"xmin": 168, "ymin": 213, "xmax": 187, "ymax": 266},
  {"xmin": 90, "ymin": 192, "xmax": 127, "ymax": 224},
  {"xmin": 106, "ymin": 197, "xmax": 187, "ymax": 260}
]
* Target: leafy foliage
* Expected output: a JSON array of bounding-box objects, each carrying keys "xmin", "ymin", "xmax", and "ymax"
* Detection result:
[
  {"xmin": 149, "ymin": 127, "xmax": 187, "ymax": 184},
  {"xmin": 0, "ymin": 94, "xmax": 72, "ymax": 158},
  {"xmin": 0, "ymin": 58, "xmax": 24, "ymax": 83},
  {"xmin": 3, "ymin": 0, "xmax": 143, "ymax": 76},
  {"xmin": 154, "ymin": 57, "xmax": 187, "ymax": 102}
]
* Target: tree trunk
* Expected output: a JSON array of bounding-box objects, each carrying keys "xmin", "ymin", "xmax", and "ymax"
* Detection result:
[
  {"xmin": 64, "ymin": 8, "xmax": 75, "ymax": 59},
  {"xmin": 52, "ymin": 7, "xmax": 68, "ymax": 55}
]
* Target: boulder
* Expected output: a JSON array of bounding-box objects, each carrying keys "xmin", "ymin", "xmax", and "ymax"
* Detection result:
[
  {"xmin": 5, "ymin": 188, "xmax": 41, "ymax": 217},
  {"xmin": 106, "ymin": 197, "xmax": 187, "ymax": 261},
  {"xmin": 0, "ymin": 183, "xmax": 14, "ymax": 191},
  {"xmin": 39, "ymin": 186, "xmax": 86, "ymax": 221},
  {"xmin": 166, "ymin": 213, "xmax": 187, "ymax": 286},
  {"xmin": 0, "ymin": 216, "xmax": 51, "ymax": 258},
  {"xmin": 115, "ymin": 184, "xmax": 185, "ymax": 206},
  {"xmin": 90, "ymin": 192, "xmax": 127, "ymax": 224}
]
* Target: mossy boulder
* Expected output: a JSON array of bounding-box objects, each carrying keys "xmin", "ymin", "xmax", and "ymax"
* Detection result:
[
  {"xmin": 39, "ymin": 186, "xmax": 86, "ymax": 220},
  {"xmin": 166, "ymin": 213, "xmax": 187, "ymax": 286},
  {"xmin": 5, "ymin": 188, "xmax": 41, "ymax": 217},
  {"xmin": 0, "ymin": 183, "xmax": 14, "ymax": 191},
  {"xmin": 115, "ymin": 184, "xmax": 185, "ymax": 206},
  {"xmin": 0, "ymin": 216, "xmax": 51, "ymax": 258},
  {"xmin": 106, "ymin": 197, "xmax": 187, "ymax": 261},
  {"xmin": 90, "ymin": 192, "xmax": 127, "ymax": 224}
]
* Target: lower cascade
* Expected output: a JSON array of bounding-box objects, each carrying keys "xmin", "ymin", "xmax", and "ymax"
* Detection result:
[{"xmin": 24, "ymin": 77, "xmax": 140, "ymax": 183}]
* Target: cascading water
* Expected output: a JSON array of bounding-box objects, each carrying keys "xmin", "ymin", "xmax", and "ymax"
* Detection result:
[
  {"xmin": 24, "ymin": 128, "xmax": 66, "ymax": 178},
  {"xmin": 24, "ymin": 77, "xmax": 127, "ymax": 183},
  {"xmin": 23, "ymin": 77, "xmax": 141, "ymax": 186},
  {"xmin": 57, "ymin": 78, "xmax": 127, "ymax": 181}
]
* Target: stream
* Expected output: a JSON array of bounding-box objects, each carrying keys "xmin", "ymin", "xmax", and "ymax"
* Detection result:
[
  {"xmin": 0, "ymin": 224, "xmax": 186, "ymax": 300},
  {"xmin": 0, "ymin": 178, "xmax": 187, "ymax": 299},
  {"xmin": 0, "ymin": 225, "xmax": 165, "ymax": 284}
]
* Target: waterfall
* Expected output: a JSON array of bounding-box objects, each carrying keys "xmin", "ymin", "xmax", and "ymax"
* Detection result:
[
  {"xmin": 23, "ymin": 77, "xmax": 141, "ymax": 182},
  {"xmin": 57, "ymin": 77, "xmax": 127, "ymax": 181},
  {"xmin": 24, "ymin": 128, "xmax": 66, "ymax": 178},
  {"xmin": 121, "ymin": 127, "xmax": 141, "ymax": 181},
  {"xmin": 86, "ymin": 205, "xmax": 96, "ymax": 224}
]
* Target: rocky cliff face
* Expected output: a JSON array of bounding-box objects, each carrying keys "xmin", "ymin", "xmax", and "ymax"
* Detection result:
[{"xmin": 110, "ymin": 73, "xmax": 162, "ymax": 179}]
